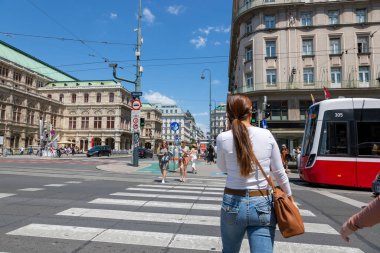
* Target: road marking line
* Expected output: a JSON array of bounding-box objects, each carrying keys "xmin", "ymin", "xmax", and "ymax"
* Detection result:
[
  {"xmin": 18, "ymin": 188, "xmax": 45, "ymax": 192},
  {"xmin": 57, "ymin": 208, "xmax": 332, "ymax": 233},
  {"xmin": 137, "ymin": 184, "xmax": 224, "ymax": 191},
  {"xmin": 0, "ymin": 193, "xmax": 16, "ymax": 199},
  {"xmin": 7, "ymin": 224, "xmax": 362, "ymax": 252},
  {"xmin": 57, "ymin": 207, "xmax": 219, "ymax": 226},
  {"xmin": 64, "ymin": 181, "xmax": 82, "ymax": 184},
  {"xmin": 272, "ymin": 242, "xmax": 364, "ymax": 253},
  {"xmin": 89, "ymin": 198, "xmax": 313, "ymax": 216},
  {"xmin": 111, "ymin": 192, "xmax": 222, "ymax": 201},
  {"xmin": 126, "ymin": 187, "xmax": 222, "ymax": 195},
  {"xmin": 90, "ymin": 198, "xmax": 220, "ymax": 211},
  {"xmin": 312, "ymin": 190, "xmax": 367, "ymax": 208},
  {"xmin": 7, "ymin": 224, "xmax": 105, "ymax": 241},
  {"xmin": 43, "ymin": 184, "xmax": 67, "ymax": 187}
]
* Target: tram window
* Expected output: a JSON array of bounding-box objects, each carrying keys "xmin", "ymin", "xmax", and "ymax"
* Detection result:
[
  {"xmin": 357, "ymin": 122, "xmax": 380, "ymax": 156},
  {"xmin": 302, "ymin": 105, "xmax": 319, "ymax": 156},
  {"xmin": 319, "ymin": 122, "xmax": 348, "ymax": 155}
]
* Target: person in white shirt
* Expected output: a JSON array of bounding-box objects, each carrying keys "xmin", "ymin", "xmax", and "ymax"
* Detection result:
[
  {"xmin": 190, "ymin": 144, "xmax": 198, "ymax": 174},
  {"xmin": 216, "ymin": 94, "xmax": 294, "ymax": 253}
]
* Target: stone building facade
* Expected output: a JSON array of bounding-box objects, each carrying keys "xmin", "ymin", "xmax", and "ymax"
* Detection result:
[
  {"xmin": 229, "ymin": 0, "xmax": 380, "ymax": 151},
  {"xmin": 154, "ymin": 104, "xmax": 197, "ymax": 145},
  {"xmin": 0, "ymin": 40, "xmax": 134, "ymax": 153},
  {"xmin": 211, "ymin": 103, "xmax": 227, "ymax": 141},
  {"xmin": 39, "ymin": 81, "xmax": 133, "ymax": 151},
  {"xmin": 140, "ymin": 103, "xmax": 163, "ymax": 152}
]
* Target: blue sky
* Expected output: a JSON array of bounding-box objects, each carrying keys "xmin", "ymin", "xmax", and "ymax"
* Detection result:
[{"xmin": 0, "ymin": 0, "xmax": 231, "ymax": 133}]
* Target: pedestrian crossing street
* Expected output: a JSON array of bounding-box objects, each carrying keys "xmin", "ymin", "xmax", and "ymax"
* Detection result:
[{"xmin": 4, "ymin": 182, "xmax": 365, "ymax": 252}]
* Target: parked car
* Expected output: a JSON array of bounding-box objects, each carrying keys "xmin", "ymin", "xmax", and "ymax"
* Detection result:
[
  {"xmin": 86, "ymin": 145, "xmax": 112, "ymax": 157},
  {"xmin": 138, "ymin": 148, "xmax": 153, "ymax": 158},
  {"xmin": 372, "ymin": 173, "xmax": 380, "ymax": 196}
]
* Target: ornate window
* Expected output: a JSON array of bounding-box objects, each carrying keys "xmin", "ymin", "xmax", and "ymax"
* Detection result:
[
  {"xmin": 0, "ymin": 104, "xmax": 6, "ymax": 120},
  {"xmin": 69, "ymin": 117, "xmax": 77, "ymax": 129},
  {"xmin": 107, "ymin": 116, "xmax": 115, "ymax": 129},
  {"xmin": 71, "ymin": 94, "xmax": 76, "ymax": 103},
  {"xmin": 94, "ymin": 116, "xmax": 102, "ymax": 129},
  {"xmin": 81, "ymin": 117, "xmax": 89, "ymax": 129},
  {"xmin": 84, "ymin": 93, "xmax": 89, "ymax": 103}
]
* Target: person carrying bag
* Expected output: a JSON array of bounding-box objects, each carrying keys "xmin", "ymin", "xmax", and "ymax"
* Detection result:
[
  {"xmin": 216, "ymin": 94, "xmax": 302, "ymax": 253},
  {"xmin": 252, "ymin": 154, "xmax": 305, "ymax": 238}
]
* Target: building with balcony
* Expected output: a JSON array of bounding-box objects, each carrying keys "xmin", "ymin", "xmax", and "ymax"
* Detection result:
[
  {"xmin": 211, "ymin": 103, "xmax": 227, "ymax": 141},
  {"xmin": 140, "ymin": 103, "xmax": 163, "ymax": 152},
  {"xmin": 229, "ymin": 0, "xmax": 380, "ymax": 150},
  {"xmin": 0, "ymin": 40, "xmax": 133, "ymax": 153},
  {"xmin": 154, "ymin": 104, "xmax": 197, "ymax": 145}
]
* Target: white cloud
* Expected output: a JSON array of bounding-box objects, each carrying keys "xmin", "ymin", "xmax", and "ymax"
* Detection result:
[
  {"xmin": 198, "ymin": 26, "xmax": 214, "ymax": 35},
  {"xmin": 190, "ymin": 36, "xmax": 207, "ymax": 48},
  {"xmin": 143, "ymin": 91, "xmax": 176, "ymax": 105},
  {"xmin": 167, "ymin": 5, "xmax": 185, "ymax": 15},
  {"xmin": 109, "ymin": 12, "xmax": 118, "ymax": 19},
  {"xmin": 192, "ymin": 112, "xmax": 208, "ymax": 117},
  {"xmin": 214, "ymin": 41, "xmax": 221, "ymax": 46},
  {"xmin": 212, "ymin": 80, "xmax": 221, "ymax": 85},
  {"xmin": 142, "ymin": 8, "xmax": 155, "ymax": 24},
  {"xmin": 197, "ymin": 25, "xmax": 231, "ymax": 35},
  {"xmin": 214, "ymin": 25, "xmax": 231, "ymax": 33}
]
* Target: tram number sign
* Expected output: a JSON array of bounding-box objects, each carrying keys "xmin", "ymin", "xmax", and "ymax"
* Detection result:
[{"xmin": 132, "ymin": 99, "xmax": 142, "ymax": 110}]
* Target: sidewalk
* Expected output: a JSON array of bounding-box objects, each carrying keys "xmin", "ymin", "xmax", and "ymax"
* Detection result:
[
  {"xmin": 96, "ymin": 159, "xmax": 300, "ymax": 180},
  {"xmin": 97, "ymin": 160, "xmax": 227, "ymax": 178},
  {"xmin": 0, "ymin": 154, "xmax": 131, "ymax": 159}
]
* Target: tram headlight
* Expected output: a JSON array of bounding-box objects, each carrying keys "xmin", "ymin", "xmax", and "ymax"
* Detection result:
[{"xmin": 306, "ymin": 154, "xmax": 316, "ymax": 168}]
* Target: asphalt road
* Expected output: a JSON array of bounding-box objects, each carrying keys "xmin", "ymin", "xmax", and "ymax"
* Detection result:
[{"xmin": 0, "ymin": 157, "xmax": 378, "ymax": 253}]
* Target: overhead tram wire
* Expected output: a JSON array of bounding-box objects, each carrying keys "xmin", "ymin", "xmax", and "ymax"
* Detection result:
[
  {"xmin": 37, "ymin": 60, "xmax": 229, "ymax": 75},
  {"xmin": 26, "ymin": 0, "xmax": 114, "ymax": 64},
  {"xmin": 0, "ymin": 32, "xmax": 135, "ymax": 46}
]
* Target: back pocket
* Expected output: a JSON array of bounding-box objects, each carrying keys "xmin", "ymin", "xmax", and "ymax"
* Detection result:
[
  {"xmin": 255, "ymin": 198, "xmax": 274, "ymax": 226},
  {"xmin": 221, "ymin": 194, "xmax": 241, "ymax": 225}
]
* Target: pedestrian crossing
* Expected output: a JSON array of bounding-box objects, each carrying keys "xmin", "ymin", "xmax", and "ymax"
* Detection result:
[{"xmin": 4, "ymin": 182, "xmax": 365, "ymax": 252}]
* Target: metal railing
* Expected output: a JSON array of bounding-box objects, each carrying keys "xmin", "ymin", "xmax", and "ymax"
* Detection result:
[{"xmin": 235, "ymin": 0, "xmax": 305, "ymax": 20}]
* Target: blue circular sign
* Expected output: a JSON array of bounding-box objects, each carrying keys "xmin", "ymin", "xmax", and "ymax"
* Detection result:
[{"xmin": 170, "ymin": 122, "xmax": 180, "ymax": 131}]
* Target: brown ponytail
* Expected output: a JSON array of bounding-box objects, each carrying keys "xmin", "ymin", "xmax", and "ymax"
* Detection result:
[{"xmin": 227, "ymin": 94, "xmax": 257, "ymax": 177}]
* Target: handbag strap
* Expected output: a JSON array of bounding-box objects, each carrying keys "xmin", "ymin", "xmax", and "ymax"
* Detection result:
[{"xmin": 251, "ymin": 153, "xmax": 276, "ymax": 190}]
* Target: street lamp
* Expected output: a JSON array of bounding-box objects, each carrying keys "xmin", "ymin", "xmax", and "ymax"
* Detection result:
[{"xmin": 201, "ymin": 68, "xmax": 212, "ymax": 144}]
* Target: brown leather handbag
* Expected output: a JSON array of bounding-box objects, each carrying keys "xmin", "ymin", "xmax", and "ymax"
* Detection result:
[{"xmin": 253, "ymin": 155, "xmax": 305, "ymax": 238}]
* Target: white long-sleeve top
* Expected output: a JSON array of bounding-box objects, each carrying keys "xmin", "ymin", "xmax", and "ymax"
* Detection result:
[{"xmin": 216, "ymin": 126, "xmax": 292, "ymax": 196}]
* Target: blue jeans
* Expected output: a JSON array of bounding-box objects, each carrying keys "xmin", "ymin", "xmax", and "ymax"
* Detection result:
[{"xmin": 220, "ymin": 193, "xmax": 276, "ymax": 253}]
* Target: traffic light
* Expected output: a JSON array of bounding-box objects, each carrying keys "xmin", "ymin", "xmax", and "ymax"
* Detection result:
[
  {"xmin": 251, "ymin": 109, "xmax": 258, "ymax": 126},
  {"xmin": 140, "ymin": 118, "xmax": 145, "ymax": 127},
  {"xmin": 264, "ymin": 104, "xmax": 271, "ymax": 119}
]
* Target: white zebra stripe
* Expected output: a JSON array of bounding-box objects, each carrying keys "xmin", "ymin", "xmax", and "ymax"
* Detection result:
[
  {"xmin": 18, "ymin": 188, "xmax": 44, "ymax": 192},
  {"xmin": 126, "ymin": 187, "xmax": 222, "ymax": 195},
  {"xmin": 111, "ymin": 192, "xmax": 223, "ymax": 201},
  {"xmin": 57, "ymin": 208, "xmax": 334, "ymax": 234},
  {"xmin": 137, "ymin": 184, "xmax": 224, "ymax": 191},
  {"xmin": 89, "ymin": 198, "xmax": 220, "ymax": 211},
  {"xmin": 89, "ymin": 198, "xmax": 314, "ymax": 216},
  {"xmin": 0, "ymin": 193, "xmax": 15, "ymax": 199},
  {"xmin": 7, "ymin": 224, "xmax": 363, "ymax": 252}
]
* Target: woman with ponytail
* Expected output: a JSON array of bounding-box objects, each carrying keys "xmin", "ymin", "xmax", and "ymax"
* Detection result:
[{"xmin": 216, "ymin": 94, "xmax": 294, "ymax": 253}]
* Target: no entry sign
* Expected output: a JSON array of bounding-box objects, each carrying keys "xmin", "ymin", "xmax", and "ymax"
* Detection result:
[{"xmin": 132, "ymin": 99, "xmax": 142, "ymax": 110}]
